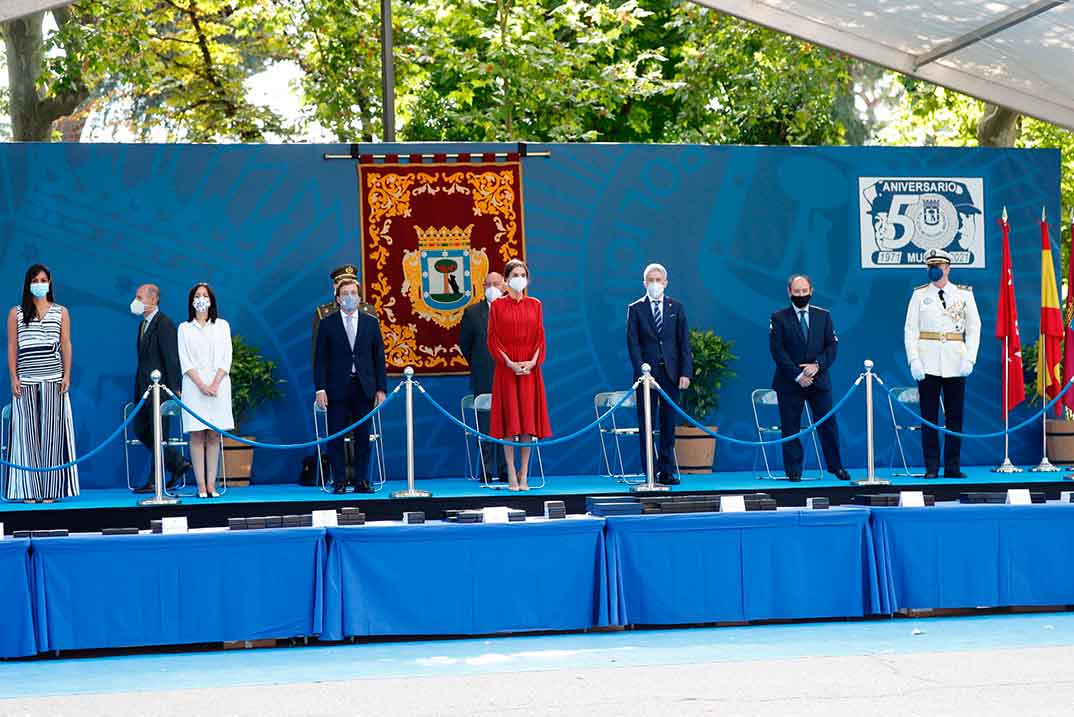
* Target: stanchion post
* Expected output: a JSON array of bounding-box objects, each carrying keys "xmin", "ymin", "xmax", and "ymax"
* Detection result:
[
  {"xmin": 392, "ymin": 367, "xmax": 431, "ymax": 498},
  {"xmin": 854, "ymin": 360, "xmax": 890, "ymax": 486},
  {"xmin": 1031, "ymin": 407, "xmax": 1060, "ymax": 472},
  {"xmin": 139, "ymin": 370, "xmax": 179, "ymax": 506},
  {"xmin": 632, "ymin": 363, "xmax": 669, "ymax": 493},
  {"xmin": 994, "ymin": 335, "xmax": 1023, "ymax": 473}
]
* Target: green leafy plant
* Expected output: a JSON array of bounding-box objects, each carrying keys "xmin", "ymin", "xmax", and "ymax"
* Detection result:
[
  {"xmin": 679, "ymin": 329, "xmax": 737, "ymax": 424},
  {"xmin": 229, "ymin": 335, "xmax": 285, "ymax": 428}
]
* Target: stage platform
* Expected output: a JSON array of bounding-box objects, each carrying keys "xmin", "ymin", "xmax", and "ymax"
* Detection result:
[{"xmin": 3, "ymin": 465, "xmax": 1073, "ymax": 533}]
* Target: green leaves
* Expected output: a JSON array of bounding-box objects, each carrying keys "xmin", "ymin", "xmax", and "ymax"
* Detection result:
[
  {"xmin": 679, "ymin": 329, "xmax": 736, "ymax": 424},
  {"xmin": 230, "ymin": 334, "xmax": 285, "ymax": 427}
]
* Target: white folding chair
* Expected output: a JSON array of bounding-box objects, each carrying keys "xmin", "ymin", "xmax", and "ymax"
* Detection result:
[
  {"xmin": 886, "ymin": 386, "xmax": 943, "ymax": 478},
  {"xmin": 123, "ymin": 400, "xmax": 227, "ymax": 495},
  {"xmin": 595, "ymin": 390, "xmax": 681, "ymax": 484},
  {"xmin": 460, "ymin": 394, "xmax": 480, "ymax": 481},
  {"xmin": 472, "ymin": 393, "xmax": 545, "ymax": 489},
  {"xmin": 751, "ymin": 389, "xmax": 824, "ymax": 480},
  {"xmin": 313, "ymin": 403, "xmax": 386, "ymax": 492}
]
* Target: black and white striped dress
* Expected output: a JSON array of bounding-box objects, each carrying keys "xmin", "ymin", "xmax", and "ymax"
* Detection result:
[{"xmin": 6, "ymin": 304, "xmax": 79, "ymax": 500}]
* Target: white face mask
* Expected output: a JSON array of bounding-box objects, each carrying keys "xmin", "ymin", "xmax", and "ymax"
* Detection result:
[
  {"xmin": 646, "ymin": 282, "xmax": 665, "ymax": 300},
  {"xmin": 130, "ymin": 298, "xmax": 146, "ymax": 316},
  {"xmin": 192, "ymin": 297, "xmax": 211, "ymax": 313},
  {"xmin": 508, "ymin": 276, "xmax": 528, "ymax": 293},
  {"xmin": 484, "ymin": 286, "xmax": 503, "ymax": 302},
  {"xmin": 29, "ymin": 282, "xmax": 49, "ymax": 298},
  {"xmin": 339, "ymin": 295, "xmax": 359, "ymax": 312}
]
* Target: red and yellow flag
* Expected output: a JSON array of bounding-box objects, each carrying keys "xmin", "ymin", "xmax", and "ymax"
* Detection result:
[
  {"xmin": 1063, "ymin": 212, "xmax": 1074, "ymax": 412},
  {"xmin": 1038, "ymin": 211, "xmax": 1065, "ymax": 415}
]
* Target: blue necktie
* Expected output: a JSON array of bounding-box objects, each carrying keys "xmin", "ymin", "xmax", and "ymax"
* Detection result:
[
  {"xmin": 798, "ymin": 310, "xmax": 809, "ymax": 340},
  {"xmin": 653, "ymin": 301, "xmax": 663, "ymax": 335}
]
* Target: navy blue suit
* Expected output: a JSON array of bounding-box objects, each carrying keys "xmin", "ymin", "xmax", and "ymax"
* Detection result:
[
  {"xmin": 314, "ymin": 310, "xmax": 387, "ymax": 487},
  {"xmin": 768, "ymin": 304, "xmax": 843, "ymax": 475},
  {"xmin": 626, "ymin": 295, "xmax": 692, "ymax": 474}
]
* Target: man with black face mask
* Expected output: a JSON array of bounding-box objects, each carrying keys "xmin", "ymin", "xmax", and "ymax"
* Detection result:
[
  {"xmin": 904, "ymin": 248, "xmax": 981, "ymax": 478},
  {"xmin": 769, "ymin": 274, "xmax": 850, "ymax": 481}
]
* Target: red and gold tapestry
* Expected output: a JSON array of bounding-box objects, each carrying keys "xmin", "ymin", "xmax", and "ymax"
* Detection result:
[{"xmin": 358, "ymin": 154, "xmax": 526, "ymax": 374}]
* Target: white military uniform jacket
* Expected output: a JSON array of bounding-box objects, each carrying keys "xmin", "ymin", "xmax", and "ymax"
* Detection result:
[{"xmin": 904, "ymin": 281, "xmax": 981, "ymax": 378}]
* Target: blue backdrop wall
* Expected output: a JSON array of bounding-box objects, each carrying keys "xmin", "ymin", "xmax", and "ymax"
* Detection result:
[{"xmin": 0, "ymin": 142, "xmax": 1060, "ymax": 488}]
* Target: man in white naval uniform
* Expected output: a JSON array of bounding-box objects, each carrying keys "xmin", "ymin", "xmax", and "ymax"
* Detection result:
[{"xmin": 904, "ymin": 248, "xmax": 982, "ymax": 478}]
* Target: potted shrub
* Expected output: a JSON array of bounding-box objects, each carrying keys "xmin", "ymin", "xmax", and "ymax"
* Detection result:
[
  {"xmin": 225, "ymin": 335, "xmax": 285, "ymax": 485},
  {"xmin": 1022, "ymin": 339, "xmax": 1074, "ymax": 464},
  {"xmin": 675, "ymin": 329, "xmax": 736, "ymax": 473}
]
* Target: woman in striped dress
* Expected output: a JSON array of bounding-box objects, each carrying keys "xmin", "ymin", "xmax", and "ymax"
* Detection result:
[{"xmin": 5, "ymin": 264, "xmax": 79, "ymax": 502}]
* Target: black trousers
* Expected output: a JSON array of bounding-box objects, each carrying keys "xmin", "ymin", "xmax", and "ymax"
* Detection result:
[
  {"xmin": 777, "ymin": 387, "xmax": 843, "ymax": 474},
  {"xmin": 476, "ymin": 408, "xmax": 508, "ymax": 480},
  {"xmin": 917, "ymin": 374, "xmax": 965, "ymax": 473},
  {"xmin": 133, "ymin": 400, "xmax": 186, "ymax": 480},
  {"xmin": 636, "ymin": 365, "xmax": 678, "ymax": 474},
  {"xmin": 327, "ymin": 377, "xmax": 373, "ymax": 487}
]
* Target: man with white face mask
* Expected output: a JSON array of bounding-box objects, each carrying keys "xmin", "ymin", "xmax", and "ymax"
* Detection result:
[
  {"xmin": 459, "ymin": 272, "xmax": 509, "ymax": 482},
  {"xmin": 626, "ymin": 263, "xmax": 693, "ymax": 484},
  {"xmin": 130, "ymin": 283, "xmax": 191, "ymax": 493}
]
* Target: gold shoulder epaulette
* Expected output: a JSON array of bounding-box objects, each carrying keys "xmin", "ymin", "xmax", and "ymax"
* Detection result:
[
  {"xmin": 914, "ymin": 283, "xmax": 929, "ymax": 290},
  {"xmin": 957, "ymin": 284, "xmax": 973, "ymax": 291}
]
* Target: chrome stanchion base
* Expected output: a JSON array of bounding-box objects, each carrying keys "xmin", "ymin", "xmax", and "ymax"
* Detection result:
[
  {"xmin": 992, "ymin": 459, "xmax": 1024, "ymax": 473},
  {"xmin": 1030, "ymin": 457, "xmax": 1061, "ymax": 472},
  {"xmin": 853, "ymin": 478, "xmax": 891, "ymax": 486},
  {"xmin": 391, "ymin": 488, "xmax": 432, "ymax": 498},
  {"xmin": 138, "ymin": 496, "xmax": 180, "ymax": 506},
  {"xmin": 631, "ymin": 483, "xmax": 671, "ymax": 493}
]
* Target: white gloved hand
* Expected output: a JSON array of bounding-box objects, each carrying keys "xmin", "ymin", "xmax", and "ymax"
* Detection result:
[
  {"xmin": 910, "ymin": 359, "xmax": 926, "ymax": 382},
  {"xmin": 959, "ymin": 358, "xmax": 974, "ymax": 377}
]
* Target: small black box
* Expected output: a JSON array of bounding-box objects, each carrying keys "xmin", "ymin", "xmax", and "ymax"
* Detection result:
[
  {"xmin": 807, "ymin": 497, "xmax": 830, "ymax": 510},
  {"xmin": 264, "ymin": 516, "xmax": 283, "ymax": 529},
  {"xmin": 245, "ymin": 517, "xmax": 267, "ymax": 530},
  {"xmin": 150, "ymin": 519, "xmax": 163, "ymax": 534},
  {"xmin": 102, "ymin": 527, "xmax": 139, "ymax": 536},
  {"xmin": 13, "ymin": 530, "xmax": 31, "ymax": 539},
  {"xmin": 228, "ymin": 517, "xmax": 248, "ymax": 531},
  {"xmin": 32, "ymin": 529, "xmax": 69, "ymax": 538},
  {"xmin": 403, "ymin": 511, "xmax": 425, "ymax": 524}
]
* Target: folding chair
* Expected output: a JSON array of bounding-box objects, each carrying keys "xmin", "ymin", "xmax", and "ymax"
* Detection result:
[
  {"xmin": 751, "ymin": 389, "xmax": 824, "ymax": 480},
  {"xmin": 123, "ymin": 400, "xmax": 227, "ymax": 495},
  {"xmin": 1, "ymin": 404, "xmax": 9, "ymax": 502},
  {"xmin": 472, "ymin": 393, "xmax": 545, "ymax": 489},
  {"xmin": 313, "ymin": 403, "xmax": 386, "ymax": 492},
  {"xmin": 594, "ymin": 390, "xmax": 682, "ymax": 484},
  {"xmin": 460, "ymin": 394, "xmax": 480, "ymax": 481},
  {"xmin": 885, "ymin": 386, "xmax": 942, "ymax": 478}
]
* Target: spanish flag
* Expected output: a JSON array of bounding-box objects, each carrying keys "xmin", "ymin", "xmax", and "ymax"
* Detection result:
[{"xmin": 1038, "ymin": 209, "xmax": 1064, "ymax": 415}]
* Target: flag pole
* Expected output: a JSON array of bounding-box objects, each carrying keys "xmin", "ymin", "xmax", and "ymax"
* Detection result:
[
  {"xmin": 1033, "ymin": 206, "xmax": 1061, "ymax": 472},
  {"xmin": 994, "ymin": 334, "xmax": 1022, "ymax": 472}
]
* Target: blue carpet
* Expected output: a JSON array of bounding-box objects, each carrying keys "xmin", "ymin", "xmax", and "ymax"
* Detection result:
[
  {"xmin": 1, "ymin": 465, "xmax": 1069, "ymax": 512},
  {"xmin": 3, "ymin": 612, "xmax": 1074, "ymax": 698}
]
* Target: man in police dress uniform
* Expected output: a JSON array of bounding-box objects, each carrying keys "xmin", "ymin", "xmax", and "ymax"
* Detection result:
[
  {"xmin": 311, "ymin": 265, "xmax": 376, "ymax": 365},
  {"xmin": 903, "ymin": 249, "xmax": 981, "ymax": 478}
]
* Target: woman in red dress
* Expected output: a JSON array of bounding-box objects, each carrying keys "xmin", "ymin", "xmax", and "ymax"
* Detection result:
[{"xmin": 487, "ymin": 259, "xmax": 552, "ymax": 490}]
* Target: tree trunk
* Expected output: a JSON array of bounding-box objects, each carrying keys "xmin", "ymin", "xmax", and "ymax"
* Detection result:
[
  {"xmin": 977, "ymin": 103, "xmax": 1021, "ymax": 147},
  {"xmin": 3, "ymin": 13, "xmax": 51, "ymax": 140}
]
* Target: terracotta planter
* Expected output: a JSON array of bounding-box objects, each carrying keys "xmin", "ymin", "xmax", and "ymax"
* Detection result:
[
  {"xmin": 675, "ymin": 425, "xmax": 717, "ymax": 474},
  {"xmin": 1046, "ymin": 419, "xmax": 1074, "ymax": 464},
  {"xmin": 223, "ymin": 436, "xmax": 255, "ymax": 487}
]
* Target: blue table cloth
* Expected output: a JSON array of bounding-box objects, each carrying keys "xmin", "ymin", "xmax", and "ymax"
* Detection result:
[
  {"xmin": 322, "ymin": 518, "xmax": 608, "ymax": 639},
  {"xmin": 605, "ymin": 508, "xmax": 882, "ymax": 626},
  {"xmin": 31, "ymin": 528, "xmax": 325, "ymax": 652},
  {"xmin": 0, "ymin": 538, "xmax": 36, "ymax": 657},
  {"xmin": 872, "ymin": 503, "xmax": 1074, "ymax": 611}
]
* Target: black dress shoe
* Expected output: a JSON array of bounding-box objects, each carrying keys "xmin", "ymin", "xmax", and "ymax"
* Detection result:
[
  {"xmin": 786, "ymin": 472, "xmax": 802, "ymax": 482},
  {"xmin": 832, "ymin": 469, "xmax": 851, "ymax": 481},
  {"xmin": 133, "ymin": 482, "xmax": 155, "ymax": 494},
  {"xmin": 924, "ymin": 470, "xmax": 939, "ymax": 479},
  {"xmin": 332, "ymin": 483, "xmax": 347, "ymax": 494},
  {"xmin": 944, "ymin": 470, "xmax": 967, "ymax": 478},
  {"xmin": 353, "ymin": 482, "xmax": 374, "ymax": 494},
  {"xmin": 657, "ymin": 472, "xmax": 680, "ymax": 485}
]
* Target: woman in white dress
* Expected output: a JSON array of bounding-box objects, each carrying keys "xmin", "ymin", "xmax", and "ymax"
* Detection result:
[{"xmin": 177, "ymin": 283, "xmax": 234, "ymax": 498}]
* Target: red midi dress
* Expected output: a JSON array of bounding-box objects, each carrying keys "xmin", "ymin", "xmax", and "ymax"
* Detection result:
[{"xmin": 487, "ymin": 294, "xmax": 553, "ymax": 439}]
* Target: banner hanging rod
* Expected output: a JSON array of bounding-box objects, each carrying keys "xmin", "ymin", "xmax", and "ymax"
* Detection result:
[{"xmin": 323, "ymin": 142, "xmax": 551, "ymax": 161}]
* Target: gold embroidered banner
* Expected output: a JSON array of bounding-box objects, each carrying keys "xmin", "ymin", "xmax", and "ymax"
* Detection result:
[{"xmin": 358, "ymin": 154, "xmax": 526, "ymax": 374}]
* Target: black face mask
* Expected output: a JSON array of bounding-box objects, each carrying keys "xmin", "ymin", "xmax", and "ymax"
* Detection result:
[{"xmin": 790, "ymin": 294, "xmax": 811, "ymax": 309}]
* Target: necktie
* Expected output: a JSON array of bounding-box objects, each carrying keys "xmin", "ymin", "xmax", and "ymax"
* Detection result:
[
  {"xmin": 938, "ymin": 289, "xmax": 946, "ymax": 309},
  {"xmin": 653, "ymin": 300, "xmax": 663, "ymax": 334},
  {"xmin": 798, "ymin": 310, "xmax": 809, "ymax": 339},
  {"xmin": 140, "ymin": 319, "xmax": 148, "ymax": 340},
  {"xmin": 345, "ymin": 314, "xmax": 356, "ymax": 349}
]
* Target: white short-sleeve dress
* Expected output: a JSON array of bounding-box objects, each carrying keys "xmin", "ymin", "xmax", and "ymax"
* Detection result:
[{"xmin": 177, "ymin": 318, "xmax": 235, "ymax": 433}]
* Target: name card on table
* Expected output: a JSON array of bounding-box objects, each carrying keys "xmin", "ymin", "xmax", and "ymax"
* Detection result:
[
  {"xmin": 1006, "ymin": 488, "xmax": 1032, "ymax": 505},
  {"xmin": 312, "ymin": 509, "xmax": 338, "ymax": 527},
  {"xmin": 720, "ymin": 495, "xmax": 746, "ymax": 513},
  {"xmin": 161, "ymin": 516, "xmax": 188, "ymax": 534},
  {"xmin": 0, "ymin": 522, "xmax": 4, "ymax": 538},
  {"xmin": 1061, "ymin": 491, "xmax": 1073, "ymax": 504},
  {"xmin": 899, "ymin": 491, "xmax": 925, "ymax": 508}
]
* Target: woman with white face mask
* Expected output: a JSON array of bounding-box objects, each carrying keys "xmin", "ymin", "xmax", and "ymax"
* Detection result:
[
  {"xmin": 177, "ymin": 283, "xmax": 235, "ymax": 498},
  {"xmin": 5, "ymin": 264, "xmax": 79, "ymax": 503},
  {"xmin": 486, "ymin": 259, "xmax": 552, "ymax": 490}
]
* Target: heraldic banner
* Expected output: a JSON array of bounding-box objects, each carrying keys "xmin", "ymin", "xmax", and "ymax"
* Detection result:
[{"xmin": 358, "ymin": 154, "xmax": 526, "ymax": 375}]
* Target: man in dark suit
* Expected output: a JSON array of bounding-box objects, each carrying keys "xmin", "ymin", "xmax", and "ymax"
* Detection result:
[
  {"xmin": 459, "ymin": 271, "xmax": 508, "ymax": 482},
  {"xmin": 131, "ymin": 283, "xmax": 191, "ymax": 493},
  {"xmin": 314, "ymin": 277, "xmax": 387, "ymax": 493},
  {"xmin": 626, "ymin": 263, "xmax": 693, "ymax": 485},
  {"xmin": 768, "ymin": 274, "xmax": 850, "ymax": 481}
]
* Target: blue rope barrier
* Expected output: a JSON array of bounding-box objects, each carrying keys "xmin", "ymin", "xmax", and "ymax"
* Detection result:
[
  {"xmin": 418, "ymin": 383, "xmax": 638, "ymax": 448},
  {"xmin": 877, "ymin": 375, "xmax": 1074, "ymax": 439},
  {"xmin": 165, "ymin": 389, "xmax": 398, "ymax": 449},
  {"xmin": 653, "ymin": 379, "xmax": 862, "ymax": 446},
  {"xmin": 0, "ymin": 395, "xmax": 149, "ymax": 472}
]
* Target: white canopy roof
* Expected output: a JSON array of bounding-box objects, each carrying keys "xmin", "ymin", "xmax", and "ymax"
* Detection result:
[
  {"xmin": 0, "ymin": 0, "xmax": 72, "ymax": 23},
  {"xmin": 693, "ymin": 0, "xmax": 1074, "ymax": 130}
]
